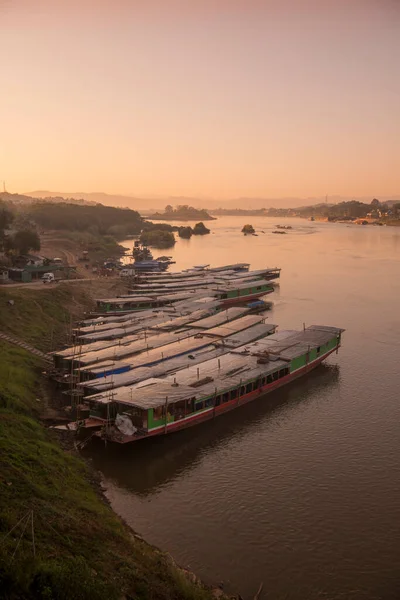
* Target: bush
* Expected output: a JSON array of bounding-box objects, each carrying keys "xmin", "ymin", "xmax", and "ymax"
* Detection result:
[
  {"xmin": 9, "ymin": 230, "xmax": 41, "ymax": 255},
  {"xmin": 27, "ymin": 203, "xmax": 143, "ymax": 236},
  {"xmin": 141, "ymin": 221, "xmax": 175, "ymax": 232},
  {"xmin": 178, "ymin": 227, "xmax": 193, "ymax": 239},
  {"xmin": 140, "ymin": 230, "xmax": 176, "ymax": 248},
  {"xmin": 32, "ymin": 557, "xmax": 117, "ymax": 600}
]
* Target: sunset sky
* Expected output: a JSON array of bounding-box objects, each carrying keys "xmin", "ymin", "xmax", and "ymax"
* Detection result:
[{"xmin": 1, "ymin": 0, "xmax": 399, "ymax": 201}]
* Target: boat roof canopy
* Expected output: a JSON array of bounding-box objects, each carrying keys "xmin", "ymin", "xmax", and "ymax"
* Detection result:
[{"xmin": 87, "ymin": 325, "xmax": 343, "ymax": 410}]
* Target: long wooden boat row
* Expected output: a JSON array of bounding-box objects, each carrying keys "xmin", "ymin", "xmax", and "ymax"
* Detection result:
[
  {"xmin": 77, "ymin": 326, "xmax": 344, "ymax": 443},
  {"xmin": 50, "ymin": 262, "xmax": 345, "ymax": 446}
]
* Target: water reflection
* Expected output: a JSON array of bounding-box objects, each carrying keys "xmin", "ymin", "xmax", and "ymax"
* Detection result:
[
  {"xmin": 109, "ymin": 218, "xmax": 400, "ymax": 599},
  {"xmin": 85, "ymin": 364, "xmax": 340, "ymax": 496}
]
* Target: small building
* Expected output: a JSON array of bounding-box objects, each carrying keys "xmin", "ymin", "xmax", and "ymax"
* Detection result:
[
  {"xmin": 25, "ymin": 255, "xmax": 46, "ymax": 267},
  {"xmin": 8, "ymin": 265, "xmax": 77, "ymax": 283},
  {"xmin": 0, "ymin": 268, "xmax": 9, "ymax": 281}
]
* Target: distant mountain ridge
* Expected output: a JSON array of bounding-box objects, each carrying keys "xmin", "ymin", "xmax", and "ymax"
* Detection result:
[{"xmin": 20, "ymin": 190, "xmax": 400, "ymax": 211}]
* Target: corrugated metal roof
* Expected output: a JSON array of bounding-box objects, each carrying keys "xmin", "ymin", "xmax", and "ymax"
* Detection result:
[
  {"xmin": 76, "ymin": 312, "xmax": 163, "ymax": 334},
  {"xmin": 76, "ymin": 329, "xmax": 199, "ymax": 366},
  {"xmin": 85, "ymin": 325, "xmax": 343, "ymax": 409},
  {"xmin": 81, "ymin": 335, "xmax": 212, "ymax": 375},
  {"xmin": 81, "ymin": 323, "xmax": 276, "ymax": 394},
  {"xmin": 188, "ymin": 306, "xmax": 249, "ymax": 330},
  {"xmin": 81, "ymin": 344, "xmax": 224, "ymax": 394},
  {"xmin": 148, "ymin": 309, "xmax": 212, "ymax": 331},
  {"xmin": 204, "ymin": 314, "xmax": 264, "ymax": 338}
]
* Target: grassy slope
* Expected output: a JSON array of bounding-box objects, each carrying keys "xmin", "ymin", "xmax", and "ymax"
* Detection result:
[{"xmin": 0, "ymin": 287, "xmax": 214, "ymax": 600}]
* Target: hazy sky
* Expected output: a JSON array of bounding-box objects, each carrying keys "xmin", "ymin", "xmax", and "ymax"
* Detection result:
[{"xmin": 1, "ymin": 0, "xmax": 399, "ymax": 200}]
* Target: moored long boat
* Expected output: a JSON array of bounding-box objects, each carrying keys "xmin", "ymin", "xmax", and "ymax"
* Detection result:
[
  {"xmin": 77, "ymin": 325, "xmax": 344, "ymax": 443},
  {"xmin": 94, "ymin": 280, "xmax": 274, "ymax": 315}
]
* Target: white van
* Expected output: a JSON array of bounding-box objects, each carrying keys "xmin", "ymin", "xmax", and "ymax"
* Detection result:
[
  {"xmin": 119, "ymin": 268, "xmax": 134, "ymax": 277},
  {"xmin": 42, "ymin": 272, "xmax": 55, "ymax": 283}
]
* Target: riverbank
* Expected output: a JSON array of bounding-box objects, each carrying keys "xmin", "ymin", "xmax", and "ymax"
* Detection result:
[{"xmin": 0, "ymin": 284, "xmax": 228, "ymax": 600}]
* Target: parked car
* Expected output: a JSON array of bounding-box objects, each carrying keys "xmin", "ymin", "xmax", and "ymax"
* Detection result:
[
  {"xmin": 120, "ymin": 268, "xmax": 134, "ymax": 277},
  {"xmin": 42, "ymin": 272, "xmax": 55, "ymax": 283}
]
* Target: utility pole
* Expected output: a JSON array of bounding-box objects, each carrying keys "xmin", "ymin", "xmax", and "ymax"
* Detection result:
[{"xmin": 2, "ymin": 181, "xmax": 5, "ymax": 193}]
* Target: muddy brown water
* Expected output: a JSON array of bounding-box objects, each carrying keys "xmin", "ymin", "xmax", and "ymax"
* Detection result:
[{"xmin": 84, "ymin": 218, "xmax": 400, "ymax": 599}]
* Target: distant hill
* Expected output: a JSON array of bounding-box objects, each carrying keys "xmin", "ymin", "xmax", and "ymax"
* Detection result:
[
  {"xmin": 1, "ymin": 191, "xmax": 97, "ymax": 207},
  {"xmin": 14, "ymin": 190, "xmax": 400, "ymax": 212},
  {"xmin": 26, "ymin": 191, "xmax": 230, "ymax": 211},
  {"xmin": 27, "ymin": 191, "xmax": 136, "ymax": 208},
  {"xmin": 27, "ymin": 191, "xmax": 178, "ymax": 210},
  {"xmin": 0, "ymin": 191, "xmax": 39, "ymax": 205}
]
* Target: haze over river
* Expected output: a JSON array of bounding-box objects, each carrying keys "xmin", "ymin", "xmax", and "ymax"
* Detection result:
[{"xmin": 86, "ymin": 217, "xmax": 400, "ymax": 599}]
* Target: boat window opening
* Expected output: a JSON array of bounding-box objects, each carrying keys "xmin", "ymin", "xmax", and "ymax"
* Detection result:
[
  {"xmin": 267, "ymin": 374, "xmax": 273, "ymax": 384},
  {"xmin": 221, "ymin": 293, "xmax": 228, "ymax": 299},
  {"xmin": 261, "ymin": 377, "xmax": 266, "ymax": 386},
  {"xmin": 317, "ymin": 346, "xmax": 321, "ymax": 353},
  {"xmin": 222, "ymin": 392, "xmax": 229, "ymax": 403},
  {"xmin": 174, "ymin": 400, "xmax": 186, "ymax": 419},
  {"xmin": 255, "ymin": 378, "xmax": 260, "ymax": 389},
  {"xmin": 240, "ymin": 386, "xmax": 246, "ymax": 396},
  {"xmin": 230, "ymin": 388, "xmax": 238, "ymax": 400},
  {"xmin": 279, "ymin": 369, "xmax": 286, "ymax": 378},
  {"xmin": 154, "ymin": 406, "xmax": 163, "ymax": 420},
  {"xmin": 195, "ymin": 401, "xmax": 204, "ymax": 411},
  {"xmin": 205, "ymin": 397, "xmax": 213, "ymax": 408},
  {"xmin": 215, "ymin": 395, "xmax": 221, "ymax": 407},
  {"xmin": 246, "ymin": 383, "xmax": 252, "ymax": 394},
  {"xmin": 273, "ymin": 371, "xmax": 279, "ymax": 381}
]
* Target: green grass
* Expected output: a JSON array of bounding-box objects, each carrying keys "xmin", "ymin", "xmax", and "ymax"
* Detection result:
[
  {"xmin": 0, "ymin": 290, "xmax": 215, "ymax": 599},
  {"xmin": 60, "ymin": 230, "xmax": 127, "ymax": 260},
  {"xmin": 0, "ymin": 286, "xmax": 93, "ymax": 351}
]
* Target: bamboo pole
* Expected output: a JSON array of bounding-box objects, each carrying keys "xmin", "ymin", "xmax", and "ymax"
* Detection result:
[{"xmin": 164, "ymin": 396, "xmax": 168, "ymax": 433}]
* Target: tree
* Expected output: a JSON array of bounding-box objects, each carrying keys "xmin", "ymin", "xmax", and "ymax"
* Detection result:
[
  {"xmin": 0, "ymin": 201, "xmax": 14, "ymax": 250},
  {"xmin": 139, "ymin": 229, "xmax": 176, "ymax": 248},
  {"xmin": 178, "ymin": 226, "xmax": 193, "ymax": 239},
  {"xmin": 10, "ymin": 230, "xmax": 41, "ymax": 255},
  {"xmin": 164, "ymin": 205, "xmax": 174, "ymax": 214},
  {"xmin": 371, "ymin": 198, "xmax": 380, "ymax": 207}
]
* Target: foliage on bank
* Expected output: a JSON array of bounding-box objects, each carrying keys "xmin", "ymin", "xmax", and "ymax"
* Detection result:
[
  {"xmin": 151, "ymin": 204, "xmax": 215, "ymax": 221},
  {"xmin": 178, "ymin": 226, "xmax": 193, "ymax": 239},
  {"xmin": 0, "ymin": 286, "xmax": 216, "ymax": 600},
  {"xmin": 140, "ymin": 229, "xmax": 176, "ymax": 248},
  {"xmin": 0, "ymin": 201, "xmax": 42, "ymax": 255},
  {"xmin": 27, "ymin": 202, "xmax": 144, "ymax": 237}
]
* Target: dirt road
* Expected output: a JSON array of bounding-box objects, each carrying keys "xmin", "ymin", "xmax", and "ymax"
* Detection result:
[{"xmin": 2, "ymin": 277, "xmax": 119, "ymax": 290}]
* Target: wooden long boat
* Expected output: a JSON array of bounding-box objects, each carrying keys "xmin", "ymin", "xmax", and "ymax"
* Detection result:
[
  {"xmin": 76, "ymin": 326, "xmax": 344, "ymax": 443},
  {"xmin": 94, "ymin": 281, "xmax": 274, "ymax": 316}
]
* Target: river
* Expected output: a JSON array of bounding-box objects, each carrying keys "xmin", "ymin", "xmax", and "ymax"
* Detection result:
[{"xmin": 85, "ymin": 217, "xmax": 400, "ymax": 599}]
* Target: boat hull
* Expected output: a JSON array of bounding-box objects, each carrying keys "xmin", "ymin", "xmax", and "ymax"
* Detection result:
[{"xmin": 219, "ymin": 289, "xmax": 273, "ymax": 307}]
